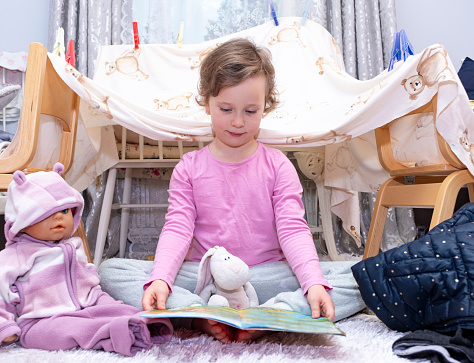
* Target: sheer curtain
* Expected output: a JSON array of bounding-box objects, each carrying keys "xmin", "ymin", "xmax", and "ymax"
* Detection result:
[
  {"xmin": 132, "ymin": 0, "xmax": 396, "ymax": 80},
  {"xmin": 47, "ymin": 0, "xmax": 397, "ymax": 99},
  {"xmin": 47, "ymin": 0, "xmax": 413, "ymax": 259}
]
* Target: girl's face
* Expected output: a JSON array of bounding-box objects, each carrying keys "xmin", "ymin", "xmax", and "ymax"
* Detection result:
[
  {"xmin": 206, "ymin": 74, "xmax": 266, "ymax": 157},
  {"xmin": 21, "ymin": 209, "xmax": 74, "ymax": 242}
]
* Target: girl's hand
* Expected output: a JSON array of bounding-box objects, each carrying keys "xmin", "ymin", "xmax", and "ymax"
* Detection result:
[
  {"xmin": 142, "ymin": 279, "xmax": 169, "ymax": 311},
  {"xmin": 2, "ymin": 334, "xmax": 18, "ymax": 343},
  {"xmin": 307, "ymin": 284, "xmax": 335, "ymax": 322}
]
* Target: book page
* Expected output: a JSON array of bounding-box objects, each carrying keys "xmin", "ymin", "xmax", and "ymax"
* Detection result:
[
  {"xmin": 142, "ymin": 306, "xmax": 344, "ymax": 335},
  {"xmin": 143, "ymin": 306, "xmax": 244, "ymax": 329},
  {"xmin": 238, "ymin": 307, "xmax": 343, "ymax": 334}
]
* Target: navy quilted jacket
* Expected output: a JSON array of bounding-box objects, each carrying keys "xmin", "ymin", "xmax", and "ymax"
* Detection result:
[{"xmin": 352, "ymin": 202, "xmax": 474, "ymax": 333}]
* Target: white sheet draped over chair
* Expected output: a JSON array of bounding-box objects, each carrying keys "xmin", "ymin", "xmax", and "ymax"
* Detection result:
[{"xmin": 46, "ymin": 17, "xmax": 474, "ymax": 249}]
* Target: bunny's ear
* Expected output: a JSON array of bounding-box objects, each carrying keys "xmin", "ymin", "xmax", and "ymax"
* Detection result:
[{"xmin": 194, "ymin": 246, "xmax": 219, "ymax": 295}]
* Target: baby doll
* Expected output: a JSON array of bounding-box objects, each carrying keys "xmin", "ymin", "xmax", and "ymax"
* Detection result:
[{"xmin": 0, "ymin": 163, "xmax": 172, "ymax": 356}]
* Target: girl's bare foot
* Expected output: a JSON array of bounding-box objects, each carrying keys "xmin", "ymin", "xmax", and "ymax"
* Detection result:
[
  {"xmin": 234, "ymin": 329, "xmax": 268, "ymax": 343},
  {"xmin": 192, "ymin": 318, "xmax": 235, "ymax": 343}
]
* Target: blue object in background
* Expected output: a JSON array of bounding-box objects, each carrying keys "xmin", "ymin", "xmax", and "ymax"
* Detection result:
[{"xmin": 388, "ymin": 29, "xmax": 414, "ymax": 71}]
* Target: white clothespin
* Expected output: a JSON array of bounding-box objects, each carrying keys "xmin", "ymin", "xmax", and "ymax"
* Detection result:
[
  {"xmin": 53, "ymin": 27, "xmax": 65, "ymax": 58},
  {"xmin": 177, "ymin": 21, "xmax": 184, "ymax": 48}
]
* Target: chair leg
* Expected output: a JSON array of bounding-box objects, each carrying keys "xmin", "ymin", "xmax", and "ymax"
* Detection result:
[
  {"xmin": 364, "ymin": 175, "xmax": 446, "ymax": 259},
  {"xmin": 468, "ymin": 182, "xmax": 474, "ymax": 202},
  {"xmin": 75, "ymin": 220, "xmax": 92, "ymax": 263},
  {"xmin": 363, "ymin": 178, "xmax": 392, "ymax": 259},
  {"xmin": 119, "ymin": 168, "xmax": 132, "ymax": 258},
  {"xmin": 94, "ymin": 168, "xmax": 118, "ymax": 267},
  {"xmin": 364, "ymin": 170, "xmax": 474, "ymax": 260},
  {"xmin": 430, "ymin": 170, "xmax": 474, "ymax": 229}
]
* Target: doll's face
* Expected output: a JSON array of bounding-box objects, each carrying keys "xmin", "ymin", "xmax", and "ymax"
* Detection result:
[{"xmin": 21, "ymin": 209, "xmax": 74, "ymax": 242}]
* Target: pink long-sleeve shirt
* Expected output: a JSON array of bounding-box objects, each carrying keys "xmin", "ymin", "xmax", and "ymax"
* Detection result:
[{"xmin": 145, "ymin": 143, "xmax": 331, "ymax": 294}]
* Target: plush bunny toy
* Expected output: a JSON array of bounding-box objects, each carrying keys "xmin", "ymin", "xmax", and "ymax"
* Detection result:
[{"xmin": 194, "ymin": 246, "xmax": 259, "ymax": 309}]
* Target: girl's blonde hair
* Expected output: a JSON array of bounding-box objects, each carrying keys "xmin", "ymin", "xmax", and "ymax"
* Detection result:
[{"xmin": 196, "ymin": 38, "xmax": 278, "ymax": 114}]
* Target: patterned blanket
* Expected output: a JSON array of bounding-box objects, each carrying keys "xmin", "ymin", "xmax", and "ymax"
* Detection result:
[{"xmin": 47, "ymin": 17, "xmax": 474, "ymax": 241}]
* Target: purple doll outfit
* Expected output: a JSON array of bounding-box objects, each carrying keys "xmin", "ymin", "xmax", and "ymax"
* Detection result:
[{"xmin": 0, "ymin": 163, "xmax": 172, "ymax": 356}]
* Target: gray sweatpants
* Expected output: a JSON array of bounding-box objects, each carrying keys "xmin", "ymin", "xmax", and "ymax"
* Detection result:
[{"xmin": 98, "ymin": 259, "xmax": 365, "ymax": 322}]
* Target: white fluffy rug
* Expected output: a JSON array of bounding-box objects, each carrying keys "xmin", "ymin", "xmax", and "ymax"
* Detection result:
[{"xmin": 0, "ymin": 313, "xmax": 423, "ymax": 363}]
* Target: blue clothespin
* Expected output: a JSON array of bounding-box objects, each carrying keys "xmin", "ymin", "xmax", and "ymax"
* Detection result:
[
  {"xmin": 302, "ymin": 0, "xmax": 311, "ymax": 26},
  {"xmin": 388, "ymin": 31, "xmax": 400, "ymax": 71},
  {"xmin": 388, "ymin": 29, "xmax": 414, "ymax": 71},
  {"xmin": 268, "ymin": 0, "xmax": 279, "ymax": 26},
  {"xmin": 399, "ymin": 29, "xmax": 414, "ymax": 61}
]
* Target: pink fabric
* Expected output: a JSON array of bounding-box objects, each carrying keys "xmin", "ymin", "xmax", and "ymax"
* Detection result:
[
  {"xmin": 19, "ymin": 293, "xmax": 172, "ymax": 357},
  {"xmin": 0, "ymin": 51, "xmax": 27, "ymax": 86},
  {"xmin": 0, "ymin": 164, "xmax": 173, "ymax": 354},
  {"xmin": 146, "ymin": 143, "xmax": 331, "ymax": 294},
  {"xmin": 0, "ymin": 236, "xmax": 173, "ymax": 354},
  {"xmin": 0, "ymin": 51, "xmax": 27, "ymax": 73}
]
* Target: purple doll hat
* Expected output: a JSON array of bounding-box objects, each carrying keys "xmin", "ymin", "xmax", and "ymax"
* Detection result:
[{"xmin": 4, "ymin": 162, "xmax": 84, "ymax": 244}]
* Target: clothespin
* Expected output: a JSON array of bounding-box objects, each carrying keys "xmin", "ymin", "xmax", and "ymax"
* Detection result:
[
  {"xmin": 302, "ymin": 0, "xmax": 311, "ymax": 26},
  {"xmin": 65, "ymin": 39, "xmax": 75, "ymax": 68},
  {"xmin": 399, "ymin": 29, "xmax": 414, "ymax": 61},
  {"xmin": 133, "ymin": 22, "xmax": 140, "ymax": 50},
  {"xmin": 177, "ymin": 21, "xmax": 184, "ymax": 48},
  {"xmin": 53, "ymin": 27, "xmax": 65, "ymax": 57},
  {"xmin": 388, "ymin": 31, "xmax": 400, "ymax": 72},
  {"xmin": 388, "ymin": 29, "xmax": 414, "ymax": 71},
  {"xmin": 268, "ymin": 0, "xmax": 279, "ymax": 26}
]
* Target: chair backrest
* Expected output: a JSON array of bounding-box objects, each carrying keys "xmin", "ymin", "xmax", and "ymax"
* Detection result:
[
  {"xmin": 375, "ymin": 94, "xmax": 465, "ymax": 177},
  {"xmin": 0, "ymin": 42, "xmax": 80, "ymax": 190},
  {"xmin": 0, "ymin": 43, "xmax": 91, "ymax": 262}
]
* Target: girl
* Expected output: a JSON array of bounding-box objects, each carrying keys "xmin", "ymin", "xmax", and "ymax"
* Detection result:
[{"xmin": 99, "ymin": 38, "xmax": 363, "ymax": 343}]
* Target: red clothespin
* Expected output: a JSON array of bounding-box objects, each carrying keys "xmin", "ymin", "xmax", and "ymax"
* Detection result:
[
  {"xmin": 65, "ymin": 39, "xmax": 75, "ymax": 68},
  {"xmin": 133, "ymin": 22, "xmax": 140, "ymax": 50}
]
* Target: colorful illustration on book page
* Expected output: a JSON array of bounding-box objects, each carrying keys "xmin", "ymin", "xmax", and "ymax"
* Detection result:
[
  {"xmin": 241, "ymin": 307, "xmax": 344, "ymax": 335},
  {"xmin": 142, "ymin": 306, "xmax": 344, "ymax": 336}
]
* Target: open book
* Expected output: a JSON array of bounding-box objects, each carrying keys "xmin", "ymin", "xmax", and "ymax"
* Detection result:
[{"xmin": 141, "ymin": 306, "xmax": 344, "ymax": 335}]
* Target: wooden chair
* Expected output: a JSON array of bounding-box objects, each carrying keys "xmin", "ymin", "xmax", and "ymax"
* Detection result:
[
  {"xmin": 0, "ymin": 42, "xmax": 92, "ymax": 262},
  {"xmin": 363, "ymin": 95, "xmax": 474, "ymax": 259}
]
